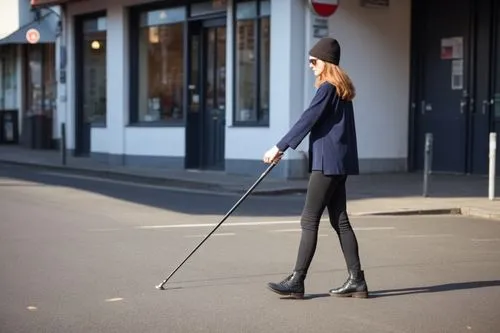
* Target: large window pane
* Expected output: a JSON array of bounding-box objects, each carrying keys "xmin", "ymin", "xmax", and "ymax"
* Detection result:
[
  {"xmin": 26, "ymin": 46, "xmax": 43, "ymax": 117},
  {"xmin": 43, "ymin": 44, "xmax": 56, "ymax": 117},
  {"xmin": 82, "ymin": 18, "xmax": 107, "ymax": 124},
  {"xmin": 234, "ymin": 0, "xmax": 270, "ymax": 125},
  {"xmin": 0, "ymin": 46, "xmax": 18, "ymax": 109},
  {"xmin": 25, "ymin": 45, "xmax": 56, "ymax": 117},
  {"xmin": 138, "ymin": 23, "xmax": 184, "ymax": 122},
  {"xmin": 235, "ymin": 19, "xmax": 256, "ymax": 122},
  {"xmin": 259, "ymin": 16, "xmax": 270, "ymax": 123}
]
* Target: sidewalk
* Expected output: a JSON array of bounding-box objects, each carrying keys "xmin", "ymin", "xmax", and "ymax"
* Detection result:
[{"xmin": 1, "ymin": 145, "xmax": 499, "ymax": 220}]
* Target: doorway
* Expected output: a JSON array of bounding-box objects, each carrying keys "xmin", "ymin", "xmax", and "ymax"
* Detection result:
[
  {"xmin": 74, "ymin": 14, "xmax": 107, "ymax": 157},
  {"xmin": 411, "ymin": 0, "xmax": 498, "ymax": 175},
  {"xmin": 186, "ymin": 19, "xmax": 226, "ymax": 170},
  {"xmin": 412, "ymin": 0, "xmax": 472, "ymax": 174}
]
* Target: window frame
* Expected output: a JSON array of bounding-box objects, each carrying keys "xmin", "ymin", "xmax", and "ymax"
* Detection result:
[
  {"xmin": 74, "ymin": 10, "xmax": 107, "ymax": 128},
  {"xmin": 232, "ymin": 0, "xmax": 270, "ymax": 127},
  {"xmin": 128, "ymin": 1, "xmax": 190, "ymax": 127}
]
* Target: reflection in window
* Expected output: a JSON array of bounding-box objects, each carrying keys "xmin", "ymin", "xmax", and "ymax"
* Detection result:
[
  {"xmin": 0, "ymin": 45, "xmax": 18, "ymax": 109},
  {"xmin": 82, "ymin": 16, "xmax": 107, "ymax": 124},
  {"xmin": 137, "ymin": 7, "xmax": 185, "ymax": 122},
  {"xmin": 235, "ymin": 20, "xmax": 255, "ymax": 122},
  {"xmin": 234, "ymin": 0, "xmax": 270, "ymax": 125},
  {"xmin": 25, "ymin": 44, "xmax": 56, "ymax": 117},
  {"xmin": 260, "ymin": 16, "xmax": 270, "ymax": 123}
]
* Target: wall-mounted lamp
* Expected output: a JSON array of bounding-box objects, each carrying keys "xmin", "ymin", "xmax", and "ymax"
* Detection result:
[{"xmin": 91, "ymin": 40, "xmax": 101, "ymax": 50}]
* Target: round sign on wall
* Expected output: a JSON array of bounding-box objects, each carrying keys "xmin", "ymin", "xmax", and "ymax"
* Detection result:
[
  {"xmin": 26, "ymin": 28, "xmax": 40, "ymax": 44},
  {"xmin": 308, "ymin": 0, "xmax": 339, "ymax": 17}
]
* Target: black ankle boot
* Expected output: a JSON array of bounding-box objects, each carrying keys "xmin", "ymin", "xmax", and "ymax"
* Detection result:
[
  {"xmin": 329, "ymin": 270, "xmax": 368, "ymax": 298},
  {"xmin": 267, "ymin": 271, "xmax": 306, "ymax": 299}
]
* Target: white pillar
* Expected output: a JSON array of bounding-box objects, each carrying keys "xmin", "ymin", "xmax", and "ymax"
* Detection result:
[
  {"xmin": 269, "ymin": 0, "xmax": 307, "ymax": 178},
  {"xmin": 106, "ymin": 5, "xmax": 129, "ymax": 164}
]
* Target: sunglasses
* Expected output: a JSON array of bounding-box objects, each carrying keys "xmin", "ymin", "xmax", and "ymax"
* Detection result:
[{"xmin": 309, "ymin": 58, "xmax": 317, "ymax": 66}]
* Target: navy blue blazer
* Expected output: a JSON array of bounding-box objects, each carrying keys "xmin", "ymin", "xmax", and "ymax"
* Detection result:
[{"xmin": 276, "ymin": 82, "xmax": 359, "ymax": 175}]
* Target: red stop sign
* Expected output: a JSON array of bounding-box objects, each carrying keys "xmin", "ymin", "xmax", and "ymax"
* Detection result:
[{"xmin": 308, "ymin": 0, "xmax": 339, "ymax": 17}]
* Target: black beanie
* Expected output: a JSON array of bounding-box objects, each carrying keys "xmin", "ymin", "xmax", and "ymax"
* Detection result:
[{"xmin": 309, "ymin": 37, "xmax": 341, "ymax": 65}]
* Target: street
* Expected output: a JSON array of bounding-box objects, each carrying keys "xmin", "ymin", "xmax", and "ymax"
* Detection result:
[{"xmin": 1, "ymin": 164, "xmax": 499, "ymax": 333}]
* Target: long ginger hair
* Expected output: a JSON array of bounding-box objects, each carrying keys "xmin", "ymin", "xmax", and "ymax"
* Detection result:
[{"xmin": 315, "ymin": 62, "xmax": 356, "ymax": 101}]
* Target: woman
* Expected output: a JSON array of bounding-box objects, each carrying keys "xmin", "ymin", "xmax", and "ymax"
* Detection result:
[{"xmin": 263, "ymin": 37, "xmax": 368, "ymax": 299}]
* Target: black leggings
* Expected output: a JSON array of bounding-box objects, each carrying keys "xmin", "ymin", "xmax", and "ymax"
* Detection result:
[{"xmin": 294, "ymin": 171, "xmax": 361, "ymax": 275}]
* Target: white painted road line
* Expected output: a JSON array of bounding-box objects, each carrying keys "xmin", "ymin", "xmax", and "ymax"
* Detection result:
[
  {"xmin": 396, "ymin": 234, "xmax": 454, "ymax": 238},
  {"xmin": 471, "ymin": 238, "xmax": 500, "ymax": 242},
  {"xmin": 137, "ymin": 221, "xmax": 396, "ymax": 232},
  {"xmin": 184, "ymin": 233, "xmax": 235, "ymax": 238},
  {"xmin": 354, "ymin": 227, "xmax": 396, "ymax": 231},
  {"xmin": 268, "ymin": 229, "xmax": 302, "ymax": 233},
  {"xmin": 105, "ymin": 298, "xmax": 124, "ymax": 302},
  {"xmin": 135, "ymin": 220, "xmax": 306, "ymax": 229}
]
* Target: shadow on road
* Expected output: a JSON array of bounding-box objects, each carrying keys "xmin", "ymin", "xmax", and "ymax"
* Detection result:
[
  {"xmin": 0, "ymin": 164, "xmax": 305, "ymax": 217},
  {"xmin": 369, "ymin": 280, "xmax": 500, "ymax": 298}
]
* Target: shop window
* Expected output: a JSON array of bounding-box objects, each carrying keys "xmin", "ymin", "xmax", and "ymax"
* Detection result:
[
  {"xmin": 131, "ymin": 6, "xmax": 186, "ymax": 124},
  {"xmin": 81, "ymin": 16, "xmax": 107, "ymax": 124},
  {"xmin": 233, "ymin": 0, "xmax": 270, "ymax": 126},
  {"xmin": 25, "ymin": 44, "xmax": 56, "ymax": 118},
  {"xmin": 0, "ymin": 46, "xmax": 18, "ymax": 110}
]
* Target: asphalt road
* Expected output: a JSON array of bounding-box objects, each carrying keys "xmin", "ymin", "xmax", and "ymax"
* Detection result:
[{"xmin": 1, "ymin": 164, "xmax": 499, "ymax": 333}]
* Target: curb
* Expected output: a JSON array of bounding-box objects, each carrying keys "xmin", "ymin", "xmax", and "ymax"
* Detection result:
[
  {"xmin": 353, "ymin": 207, "xmax": 500, "ymax": 221},
  {"xmin": 460, "ymin": 207, "xmax": 500, "ymax": 221},
  {"xmin": 353, "ymin": 208, "xmax": 463, "ymax": 216}
]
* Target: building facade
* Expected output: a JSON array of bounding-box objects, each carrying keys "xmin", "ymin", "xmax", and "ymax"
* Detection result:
[
  {"xmin": 24, "ymin": 0, "xmax": 500, "ymax": 179},
  {"xmin": 0, "ymin": 0, "xmax": 60, "ymax": 149}
]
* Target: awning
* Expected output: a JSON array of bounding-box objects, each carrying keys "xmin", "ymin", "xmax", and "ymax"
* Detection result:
[{"xmin": 0, "ymin": 12, "xmax": 58, "ymax": 45}]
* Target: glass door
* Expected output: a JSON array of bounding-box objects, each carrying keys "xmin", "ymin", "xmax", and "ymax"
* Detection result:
[
  {"xmin": 185, "ymin": 19, "xmax": 226, "ymax": 170},
  {"xmin": 202, "ymin": 23, "xmax": 226, "ymax": 170}
]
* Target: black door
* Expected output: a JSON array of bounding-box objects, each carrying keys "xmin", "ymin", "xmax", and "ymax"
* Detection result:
[
  {"xmin": 470, "ymin": 0, "xmax": 495, "ymax": 174},
  {"xmin": 186, "ymin": 19, "xmax": 226, "ymax": 170},
  {"xmin": 412, "ymin": 0, "xmax": 472, "ymax": 173},
  {"xmin": 75, "ymin": 16, "xmax": 91, "ymax": 156}
]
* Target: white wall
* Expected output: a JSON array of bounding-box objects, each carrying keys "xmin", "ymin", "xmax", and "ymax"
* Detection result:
[
  {"xmin": 0, "ymin": 0, "xmax": 20, "ymax": 39},
  {"xmin": 325, "ymin": 0, "xmax": 411, "ymax": 160},
  {"xmin": 90, "ymin": 127, "xmax": 108, "ymax": 153},
  {"xmin": 125, "ymin": 127, "xmax": 185, "ymax": 156}
]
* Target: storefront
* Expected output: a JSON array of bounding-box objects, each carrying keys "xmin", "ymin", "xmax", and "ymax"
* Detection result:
[
  {"xmin": 0, "ymin": 8, "xmax": 59, "ymax": 149},
  {"xmin": 35, "ymin": 0, "xmax": 421, "ymax": 178},
  {"xmin": 63, "ymin": 0, "xmax": 288, "ymax": 175}
]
